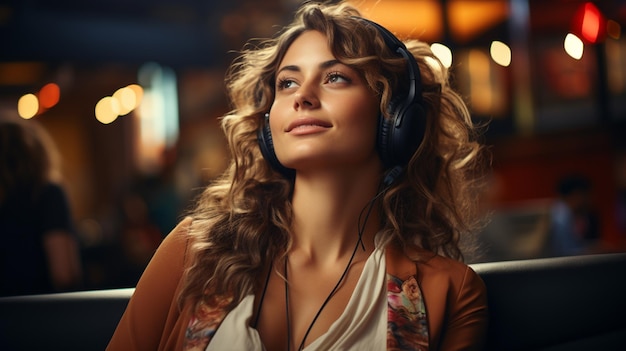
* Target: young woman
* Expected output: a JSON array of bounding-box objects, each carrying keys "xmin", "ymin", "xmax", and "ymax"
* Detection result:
[{"xmin": 108, "ymin": 2, "xmax": 489, "ymax": 350}]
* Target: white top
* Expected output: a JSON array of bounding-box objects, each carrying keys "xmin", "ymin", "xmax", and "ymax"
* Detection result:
[{"xmin": 207, "ymin": 248, "xmax": 388, "ymax": 350}]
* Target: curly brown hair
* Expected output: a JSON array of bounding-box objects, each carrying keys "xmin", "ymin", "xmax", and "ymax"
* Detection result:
[{"xmin": 180, "ymin": 1, "xmax": 489, "ymax": 309}]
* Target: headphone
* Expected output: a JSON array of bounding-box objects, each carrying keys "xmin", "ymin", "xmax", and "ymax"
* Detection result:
[{"xmin": 257, "ymin": 17, "xmax": 427, "ymax": 179}]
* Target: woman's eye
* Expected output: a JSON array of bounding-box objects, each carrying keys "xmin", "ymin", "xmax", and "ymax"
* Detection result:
[
  {"xmin": 326, "ymin": 72, "xmax": 350, "ymax": 84},
  {"xmin": 277, "ymin": 78, "xmax": 297, "ymax": 90}
]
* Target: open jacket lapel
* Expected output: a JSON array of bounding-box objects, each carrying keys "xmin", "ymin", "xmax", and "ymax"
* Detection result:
[{"xmin": 184, "ymin": 248, "xmax": 430, "ymax": 350}]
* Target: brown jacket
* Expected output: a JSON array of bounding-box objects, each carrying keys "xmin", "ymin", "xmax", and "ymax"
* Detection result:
[{"xmin": 107, "ymin": 218, "xmax": 488, "ymax": 350}]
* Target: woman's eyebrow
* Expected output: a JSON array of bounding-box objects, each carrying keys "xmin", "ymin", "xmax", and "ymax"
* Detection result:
[{"xmin": 276, "ymin": 59, "xmax": 342, "ymax": 75}]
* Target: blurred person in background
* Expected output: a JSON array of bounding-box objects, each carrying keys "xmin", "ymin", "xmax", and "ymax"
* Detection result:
[
  {"xmin": 548, "ymin": 174, "xmax": 601, "ymax": 257},
  {"xmin": 0, "ymin": 117, "xmax": 83, "ymax": 296}
]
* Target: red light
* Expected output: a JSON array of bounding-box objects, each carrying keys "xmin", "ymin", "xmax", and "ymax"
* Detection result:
[
  {"xmin": 582, "ymin": 3, "xmax": 601, "ymax": 43},
  {"xmin": 572, "ymin": 2, "xmax": 606, "ymax": 44}
]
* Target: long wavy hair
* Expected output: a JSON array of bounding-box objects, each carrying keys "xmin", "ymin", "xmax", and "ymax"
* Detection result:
[{"xmin": 180, "ymin": 1, "xmax": 489, "ymax": 309}]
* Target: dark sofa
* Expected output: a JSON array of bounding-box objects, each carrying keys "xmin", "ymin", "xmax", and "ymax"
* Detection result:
[{"xmin": 1, "ymin": 252, "xmax": 625, "ymax": 350}]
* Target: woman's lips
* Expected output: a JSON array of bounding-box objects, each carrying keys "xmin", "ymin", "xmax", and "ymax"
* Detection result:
[{"xmin": 286, "ymin": 118, "xmax": 332, "ymax": 134}]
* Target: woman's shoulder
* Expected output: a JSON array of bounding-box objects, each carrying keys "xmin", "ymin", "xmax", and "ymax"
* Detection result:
[
  {"xmin": 406, "ymin": 247, "xmax": 485, "ymax": 292},
  {"xmin": 387, "ymin": 245, "xmax": 479, "ymax": 284},
  {"xmin": 168, "ymin": 216, "xmax": 194, "ymax": 240},
  {"xmin": 126, "ymin": 217, "xmax": 196, "ymax": 300},
  {"xmin": 418, "ymin": 250, "xmax": 473, "ymax": 274},
  {"xmin": 407, "ymin": 248, "xmax": 487, "ymax": 322},
  {"xmin": 155, "ymin": 217, "xmax": 196, "ymax": 266}
]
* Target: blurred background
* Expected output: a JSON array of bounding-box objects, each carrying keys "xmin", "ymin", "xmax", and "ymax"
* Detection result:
[{"xmin": 1, "ymin": 0, "xmax": 625, "ymax": 293}]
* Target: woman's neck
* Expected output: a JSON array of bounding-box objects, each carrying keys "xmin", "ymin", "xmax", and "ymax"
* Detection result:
[{"xmin": 289, "ymin": 169, "xmax": 382, "ymax": 265}]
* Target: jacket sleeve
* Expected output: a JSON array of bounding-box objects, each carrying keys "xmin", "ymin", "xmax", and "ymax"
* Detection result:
[
  {"xmin": 107, "ymin": 218, "xmax": 193, "ymax": 351},
  {"xmin": 438, "ymin": 266, "xmax": 488, "ymax": 351}
]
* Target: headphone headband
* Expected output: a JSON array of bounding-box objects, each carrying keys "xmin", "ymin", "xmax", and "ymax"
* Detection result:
[
  {"xmin": 353, "ymin": 16, "xmax": 422, "ymax": 108},
  {"xmin": 354, "ymin": 17, "xmax": 424, "ymax": 129}
]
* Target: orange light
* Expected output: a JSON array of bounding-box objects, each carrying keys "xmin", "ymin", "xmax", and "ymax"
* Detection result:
[
  {"xmin": 347, "ymin": 0, "xmax": 443, "ymax": 41},
  {"xmin": 607, "ymin": 19, "xmax": 621, "ymax": 39},
  {"xmin": 38, "ymin": 83, "xmax": 60, "ymax": 109}
]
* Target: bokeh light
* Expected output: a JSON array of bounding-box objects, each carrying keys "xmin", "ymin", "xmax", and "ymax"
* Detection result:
[
  {"xmin": 38, "ymin": 82, "xmax": 60, "ymax": 109},
  {"xmin": 127, "ymin": 84, "xmax": 144, "ymax": 106},
  {"xmin": 430, "ymin": 43, "xmax": 452, "ymax": 68},
  {"xmin": 580, "ymin": 2, "xmax": 603, "ymax": 43},
  {"xmin": 95, "ymin": 96, "xmax": 120, "ymax": 124},
  {"xmin": 97, "ymin": 84, "xmax": 144, "ymax": 124},
  {"xmin": 490, "ymin": 41, "xmax": 511, "ymax": 67},
  {"xmin": 607, "ymin": 19, "xmax": 621, "ymax": 40},
  {"xmin": 564, "ymin": 33, "xmax": 584, "ymax": 60},
  {"xmin": 17, "ymin": 93, "xmax": 39, "ymax": 119},
  {"xmin": 113, "ymin": 86, "xmax": 137, "ymax": 116}
]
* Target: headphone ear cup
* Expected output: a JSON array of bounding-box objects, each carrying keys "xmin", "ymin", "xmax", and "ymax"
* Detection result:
[
  {"xmin": 377, "ymin": 97, "xmax": 426, "ymax": 167},
  {"xmin": 258, "ymin": 120, "xmax": 275, "ymax": 163},
  {"xmin": 257, "ymin": 114, "xmax": 295, "ymax": 178},
  {"xmin": 377, "ymin": 96, "xmax": 403, "ymax": 167},
  {"xmin": 377, "ymin": 115, "xmax": 391, "ymax": 167},
  {"xmin": 394, "ymin": 102, "xmax": 426, "ymax": 165}
]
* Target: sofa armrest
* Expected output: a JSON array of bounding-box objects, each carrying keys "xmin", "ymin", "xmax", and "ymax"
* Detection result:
[
  {"xmin": 0, "ymin": 288, "xmax": 134, "ymax": 351},
  {"xmin": 471, "ymin": 253, "xmax": 626, "ymax": 351}
]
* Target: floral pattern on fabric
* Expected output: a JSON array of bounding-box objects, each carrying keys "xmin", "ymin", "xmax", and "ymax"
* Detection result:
[
  {"xmin": 387, "ymin": 274, "xmax": 429, "ymax": 351},
  {"xmin": 183, "ymin": 296, "xmax": 232, "ymax": 351},
  {"xmin": 185, "ymin": 274, "xmax": 430, "ymax": 350}
]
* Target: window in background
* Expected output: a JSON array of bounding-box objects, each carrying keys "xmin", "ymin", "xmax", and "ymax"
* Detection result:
[{"xmin": 135, "ymin": 62, "xmax": 179, "ymax": 175}]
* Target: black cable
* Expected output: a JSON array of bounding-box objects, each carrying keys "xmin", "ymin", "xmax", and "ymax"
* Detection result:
[
  {"xmin": 285, "ymin": 170, "xmax": 398, "ymax": 349},
  {"xmin": 288, "ymin": 191, "xmax": 382, "ymax": 350}
]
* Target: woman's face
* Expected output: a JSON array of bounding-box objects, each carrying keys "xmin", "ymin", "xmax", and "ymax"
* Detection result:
[{"xmin": 268, "ymin": 30, "xmax": 381, "ymax": 176}]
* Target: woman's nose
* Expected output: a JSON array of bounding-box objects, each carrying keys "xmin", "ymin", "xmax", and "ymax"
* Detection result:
[{"xmin": 293, "ymin": 83, "xmax": 320, "ymax": 110}]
